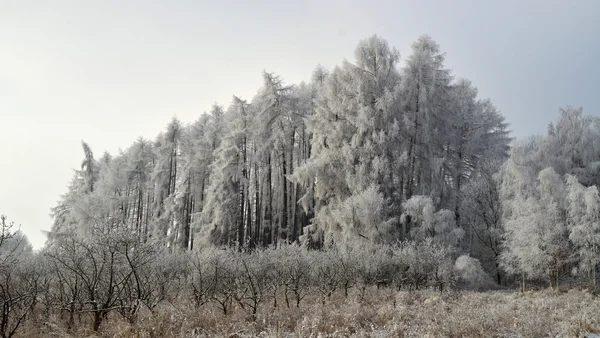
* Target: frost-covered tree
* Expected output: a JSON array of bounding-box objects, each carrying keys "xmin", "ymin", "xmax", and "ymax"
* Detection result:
[
  {"xmin": 176, "ymin": 114, "xmax": 216, "ymax": 250},
  {"xmin": 501, "ymin": 167, "xmax": 569, "ymax": 290},
  {"xmin": 123, "ymin": 138, "xmax": 155, "ymax": 241},
  {"xmin": 253, "ymin": 72, "xmax": 298, "ymax": 245},
  {"xmin": 50, "ymin": 144, "xmax": 112, "ymax": 237},
  {"xmin": 321, "ymin": 185, "xmax": 395, "ymax": 244},
  {"xmin": 199, "ymin": 98, "xmax": 253, "ymax": 247},
  {"xmin": 150, "ymin": 117, "xmax": 182, "ymax": 247},
  {"xmin": 189, "ymin": 106, "xmax": 226, "ymax": 247},
  {"xmin": 400, "ymin": 195, "xmax": 464, "ymax": 248},
  {"xmin": 566, "ymin": 174, "xmax": 600, "ymax": 291},
  {"xmin": 80, "ymin": 141, "xmax": 98, "ymax": 193},
  {"xmin": 294, "ymin": 35, "xmax": 401, "ymax": 247},
  {"xmin": 399, "ymin": 35, "xmax": 452, "ymax": 202},
  {"xmin": 446, "ymin": 80, "xmax": 509, "ymax": 222},
  {"xmin": 545, "ymin": 106, "xmax": 600, "ymax": 184}
]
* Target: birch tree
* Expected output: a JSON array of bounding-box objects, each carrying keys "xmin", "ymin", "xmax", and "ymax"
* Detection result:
[{"xmin": 500, "ymin": 166, "xmax": 569, "ymax": 290}]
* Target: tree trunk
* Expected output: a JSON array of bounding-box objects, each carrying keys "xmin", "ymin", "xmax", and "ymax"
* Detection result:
[
  {"xmin": 593, "ymin": 264, "xmax": 597, "ymax": 294},
  {"xmin": 281, "ymin": 146, "xmax": 288, "ymax": 242},
  {"xmin": 253, "ymin": 162, "xmax": 261, "ymax": 249},
  {"xmin": 264, "ymin": 154, "xmax": 273, "ymax": 246}
]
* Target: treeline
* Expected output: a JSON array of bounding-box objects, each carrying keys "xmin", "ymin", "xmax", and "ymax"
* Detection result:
[{"xmin": 50, "ymin": 34, "xmax": 510, "ymax": 253}]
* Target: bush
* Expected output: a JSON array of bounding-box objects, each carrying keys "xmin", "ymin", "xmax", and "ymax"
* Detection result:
[{"xmin": 454, "ymin": 254, "xmax": 496, "ymax": 291}]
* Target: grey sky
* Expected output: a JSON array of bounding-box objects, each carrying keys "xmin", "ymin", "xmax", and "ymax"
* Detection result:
[{"xmin": 1, "ymin": 0, "xmax": 599, "ymax": 249}]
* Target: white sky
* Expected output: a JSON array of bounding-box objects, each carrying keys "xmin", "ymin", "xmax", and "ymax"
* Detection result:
[{"xmin": 1, "ymin": 0, "xmax": 599, "ymax": 249}]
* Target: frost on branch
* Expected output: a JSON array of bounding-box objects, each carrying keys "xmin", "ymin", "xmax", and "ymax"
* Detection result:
[{"xmin": 401, "ymin": 195, "xmax": 464, "ymax": 247}]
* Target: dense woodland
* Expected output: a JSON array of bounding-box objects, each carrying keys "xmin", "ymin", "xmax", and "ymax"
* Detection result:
[
  {"xmin": 2, "ymin": 35, "xmax": 600, "ymax": 335},
  {"xmin": 51, "ymin": 34, "xmax": 511, "ymax": 251}
]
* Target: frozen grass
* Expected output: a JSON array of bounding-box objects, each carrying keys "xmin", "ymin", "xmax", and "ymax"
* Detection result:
[{"xmin": 16, "ymin": 288, "xmax": 600, "ymax": 337}]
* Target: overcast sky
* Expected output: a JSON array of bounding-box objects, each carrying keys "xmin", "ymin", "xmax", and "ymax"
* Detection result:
[{"xmin": 1, "ymin": 0, "xmax": 599, "ymax": 249}]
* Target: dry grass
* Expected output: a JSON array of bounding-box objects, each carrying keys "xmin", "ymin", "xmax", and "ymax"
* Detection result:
[{"xmin": 15, "ymin": 288, "xmax": 600, "ymax": 338}]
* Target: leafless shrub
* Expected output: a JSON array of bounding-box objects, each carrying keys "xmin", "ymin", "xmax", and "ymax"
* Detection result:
[{"xmin": 0, "ymin": 215, "xmax": 38, "ymax": 338}]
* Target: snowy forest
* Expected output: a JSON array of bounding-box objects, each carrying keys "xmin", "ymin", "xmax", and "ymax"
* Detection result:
[{"xmin": 3, "ymin": 35, "xmax": 600, "ymax": 336}]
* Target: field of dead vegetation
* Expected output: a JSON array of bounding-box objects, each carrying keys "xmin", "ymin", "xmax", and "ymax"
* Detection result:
[{"xmin": 16, "ymin": 288, "xmax": 600, "ymax": 338}]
